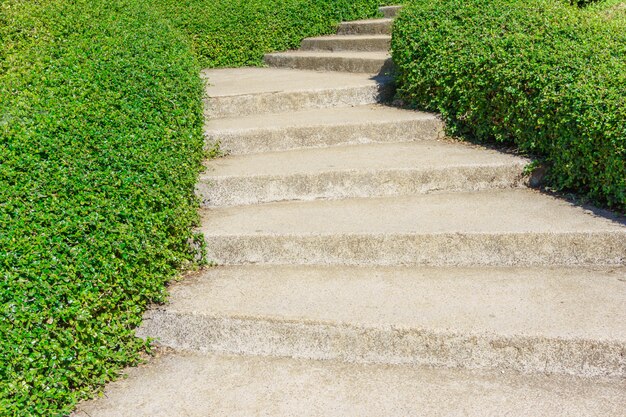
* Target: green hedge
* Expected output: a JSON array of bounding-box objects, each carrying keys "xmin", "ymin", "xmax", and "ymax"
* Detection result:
[
  {"xmin": 0, "ymin": 0, "xmax": 206, "ymax": 414},
  {"xmin": 392, "ymin": 0, "xmax": 626, "ymax": 210},
  {"xmin": 154, "ymin": 0, "xmax": 390, "ymax": 68},
  {"xmin": 1, "ymin": 0, "xmax": 391, "ymax": 415}
]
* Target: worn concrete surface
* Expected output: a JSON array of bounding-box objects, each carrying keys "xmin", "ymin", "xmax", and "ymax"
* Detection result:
[
  {"xmin": 202, "ymin": 68, "xmax": 394, "ymax": 118},
  {"xmin": 205, "ymin": 104, "xmax": 443, "ymax": 154},
  {"xmin": 138, "ymin": 265, "xmax": 626, "ymax": 377},
  {"xmin": 203, "ymin": 189, "xmax": 625, "ymax": 236},
  {"xmin": 338, "ymin": 18, "xmax": 393, "ymax": 35},
  {"xmin": 205, "ymin": 232, "xmax": 626, "ymax": 267},
  {"xmin": 198, "ymin": 141, "xmax": 528, "ymax": 206},
  {"xmin": 202, "ymin": 68, "xmax": 390, "ymax": 98},
  {"xmin": 202, "ymin": 141, "xmax": 527, "ymax": 178},
  {"xmin": 301, "ymin": 34, "xmax": 391, "ymax": 52},
  {"xmin": 264, "ymin": 50, "xmax": 393, "ymax": 74},
  {"xmin": 73, "ymin": 352, "xmax": 626, "ymax": 417},
  {"xmin": 202, "ymin": 190, "xmax": 626, "ymax": 266},
  {"xmin": 144, "ymin": 265, "xmax": 626, "ymax": 342}
]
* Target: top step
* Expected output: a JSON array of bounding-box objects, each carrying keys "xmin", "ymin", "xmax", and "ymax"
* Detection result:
[{"xmin": 379, "ymin": 5, "xmax": 402, "ymax": 18}]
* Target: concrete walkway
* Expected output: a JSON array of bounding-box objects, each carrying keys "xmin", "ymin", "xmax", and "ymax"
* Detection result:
[{"xmin": 75, "ymin": 5, "xmax": 626, "ymax": 416}]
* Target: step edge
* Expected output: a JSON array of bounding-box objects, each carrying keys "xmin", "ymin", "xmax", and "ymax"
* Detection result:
[
  {"xmin": 199, "ymin": 162, "xmax": 529, "ymax": 181},
  {"xmin": 139, "ymin": 311, "xmax": 626, "ymax": 378}
]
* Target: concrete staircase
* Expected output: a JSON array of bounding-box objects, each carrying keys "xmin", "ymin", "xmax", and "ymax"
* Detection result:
[{"xmin": 76, "ymin": 6, "xmax": 626, "ymax": 416}]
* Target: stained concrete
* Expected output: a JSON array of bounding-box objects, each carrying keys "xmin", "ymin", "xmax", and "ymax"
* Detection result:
[
  {"xmin": 73, "ymin": 352, "xmax": 626, "ymax": 417},
  {"xmin": 138, "ymin": 265, "xmax": 626, "ymax": 377},
  {"xmin": 145, "ymin": 265, "xmax": 626, "ymax": 342},
  {"xmin": 202, "ymin": 68, "xmax": 389, "ymax": 98},
  {"xmin": 301, "ymin": 34, "xmax": 391, "ymax": 52},
  {"xmin": 202, "ymin": 68, "xmax": 394, "ymax": 118},
  {"xmin": 338, "ymin": 18, "xmax": 393, "ymax": 35},
  {"xmin": 203, "ymin": 141, "xmax": 527, "ymax": 178},
  {"xmin": 264, "ymin": 50, "xmax": 393, "ymax": 74},
  {"xmin": 201, "ymin": 190, "xmax": 626, "ymax": 266},
  {"xmin": 198, "ymin": 141, "xmax": 529, "ymax": 206},
  {"xmin": 205, "ymin": 104, "xmax": 443, "ymax": 154},
  {"xmin": 203, "ymin": 189, "xmax": 625, "ymax": 236}
]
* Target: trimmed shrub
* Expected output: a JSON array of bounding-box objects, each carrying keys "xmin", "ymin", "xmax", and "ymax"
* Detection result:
[
  {"xmin": 392, "ymin": 0, "xmax": 626, "ymax": 210},
  {"xmin": 0, "ymin": 0, "xmax": 206, "ymax": 414}
]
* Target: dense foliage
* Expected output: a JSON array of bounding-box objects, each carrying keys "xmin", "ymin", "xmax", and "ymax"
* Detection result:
[
  {"xmin": 1, "ymin": 0, "xmax": 390, "ymax": 415},
  {"xmin": 0, "ymin": 0, "xmax": 205, "ymax": 414},
  {"xmin": 392, "ymin": 0, "xmax": 626, "ymax": 210},
  {"xmin": 154, "ymin": 0, "xmax": 390, "ymax": 68}
]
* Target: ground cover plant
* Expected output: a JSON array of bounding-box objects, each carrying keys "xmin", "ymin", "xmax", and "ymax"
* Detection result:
[
  {"xmin": 392, "ymin": 0, "xmax": 626, "ymax": 210},
  {"xmin": 0, "ymin": 0, "xmax": 390, "ymax": 415},
  {"xmin": 0, "ymin": 0, "xmax": 206, "ymax": 414},
  {"xmin": 153, "ymin": 0, "xmax": 392, "ymax": 68}
]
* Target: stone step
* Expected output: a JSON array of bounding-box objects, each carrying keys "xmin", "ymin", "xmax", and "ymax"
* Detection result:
[
  {"xmin": 201, "ymin": 189, "xmax": 626, "ymax": 266},
  {"xmin": 338, "ymin": 18, "xmax": 393, "ymax": 35},
  {"xmin": 264, "ymin": 50, "xmax": 393, "ymax": 74},
  {"xmin": 73, "ymin": 351, "xmax": 626, "ymax": 417},
  {"xmin": 202, "ymin": 68, "xmax": 394, "ymax": 118},
  {"xmin": 138, "ymin": 265, "xmax": 626, "ymax": 377},
  {"xmin": 198, "ymin": 141, "xmax": 529, "ymax": 207},
  {"xmin": 301, "ymin": 34, "xmax": 391, "ymax": 52},
  {"xmin": 205, "ymin": 105, "xmax": 442, "ymax": 155},
  {"xmin": 379, "ymin": 5, "xmax": 402, "ymax": 18}
]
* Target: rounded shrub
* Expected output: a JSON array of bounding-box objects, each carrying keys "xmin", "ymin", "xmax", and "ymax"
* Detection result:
[
  {"xmin": 392, "ymin": 0, "xmax": 626, "ymax": 210},
  {"xmin": 0, "ymin": 0, "xmax": 205, "ymax": 414}
]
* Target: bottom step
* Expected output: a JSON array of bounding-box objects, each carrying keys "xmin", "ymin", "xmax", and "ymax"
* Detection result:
[{"xmin": 74, "ymin": 351, "xmax": 625, "ymax": 417}]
